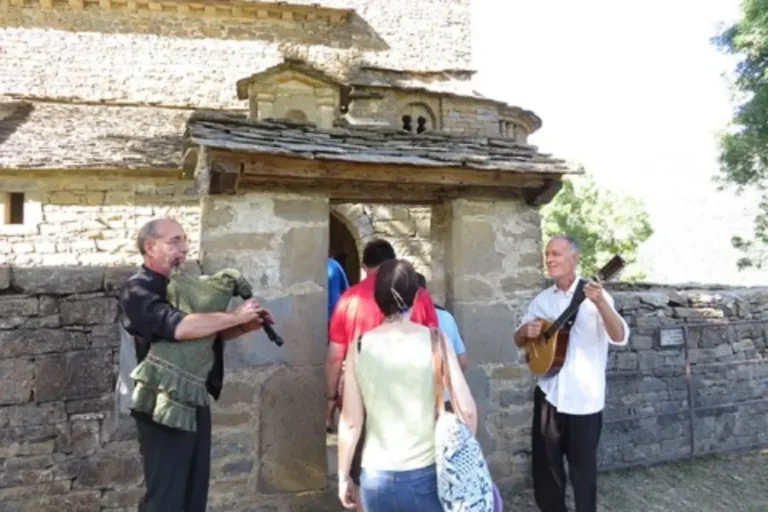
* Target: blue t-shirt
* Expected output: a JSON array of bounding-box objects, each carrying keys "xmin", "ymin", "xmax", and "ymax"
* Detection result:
[
  {"xmin": 437, "ymin": 308, "xmax": 466, "ymax": 402},
  {"xmin": 328, "ymin": 257, "xmax": 350, "ymax": 321},
  {"xmin": 437, "ymin": 308, "xmax": 466, "ymax": 356}
]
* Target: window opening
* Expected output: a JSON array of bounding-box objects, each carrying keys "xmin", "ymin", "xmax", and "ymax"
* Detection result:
[
  {"xmin": 5, "ymin": 192, "xmax": 24, "ymax": 225},
  {"xmin": 401, "ymin": 115, "xmax": 412, "ymax": 132}
]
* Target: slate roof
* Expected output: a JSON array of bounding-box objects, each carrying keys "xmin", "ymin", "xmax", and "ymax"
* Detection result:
[
  {"xmin": 0, "ymin": 100, "xmax": 190, "ymax": 170},
  {"xmin": 186, "ymin": 111, "xmax": 570, "ymax": 174}
]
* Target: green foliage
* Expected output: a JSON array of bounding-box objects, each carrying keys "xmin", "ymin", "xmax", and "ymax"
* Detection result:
[
  {"xmin": 541, "ymin": 170, "xmax": 654, "ymax": 281},
  {"xmin": 713, "ymin": 0, "xmax": 768, "ymax": 269}
]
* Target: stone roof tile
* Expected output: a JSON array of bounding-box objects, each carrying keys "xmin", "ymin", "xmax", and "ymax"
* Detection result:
[
  {"xmin": 186, "ymin": 111, "xmax": 571, "ymax": 174},
  {"xmin": 0, "ymin": 100, "xmax": 190, "ymax": 170}
]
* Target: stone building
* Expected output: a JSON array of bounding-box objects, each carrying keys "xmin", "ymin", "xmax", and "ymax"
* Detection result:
[{"xmin": 0, "ymin": 1, "xmax": 583, "ymax": 510}]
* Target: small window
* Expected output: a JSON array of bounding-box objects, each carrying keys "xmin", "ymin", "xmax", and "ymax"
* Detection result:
[
  {"xmin": 400, "ymin": 103, "xmax": 435, "ymax": 133},
  {"xmin": 5, "ymin": 192, "xmax": 24, "ymax": 225},
  {"xmin": 417, "ymin": 116, "xmax": 427, "ymax": 134},
  {"xmin": 402, "ymin": 115, "xmax": 413, "ymax": 132}
]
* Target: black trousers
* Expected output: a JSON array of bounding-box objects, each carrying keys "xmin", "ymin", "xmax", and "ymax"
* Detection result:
[
  {"xmin": 532, "ymin": 387, "xmax": 602, "ymax": 512},
  {"xmin": 135, "ymin": 407, "xmax": 212, "ymax": 512}
]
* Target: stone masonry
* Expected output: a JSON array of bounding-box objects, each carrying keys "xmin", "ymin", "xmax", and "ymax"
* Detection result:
[
  {"xmin": 428, "ymin": 197, "xmax": 545, "ymax": 484},
  {"xmin": 197, "ymin": 191, "xmax": 332, "ymax": 509},
  {"xmin": 477, "ymin": 283, "xmax": 768, "ymax": 489},
  {"xmin": 0, "ymin": 174, "xmax": 200, "ymax": 268},
  {"xmin": 2, "ymin": 248, "xmax": 768, "ymax": 510},
  {"xmin": 332, "ymin": 203, "xmax": 432, "ymax": 280}
]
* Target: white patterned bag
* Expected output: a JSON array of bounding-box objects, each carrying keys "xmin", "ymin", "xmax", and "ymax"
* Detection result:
[{"xmin": 430, "ymin": 329, "xmax": 496, "ymax": 512}]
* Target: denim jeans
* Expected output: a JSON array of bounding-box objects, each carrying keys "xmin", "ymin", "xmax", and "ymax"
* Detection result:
[{"xmin": 360, "ymin": 463, "xmax": 443, "ymax": 512}]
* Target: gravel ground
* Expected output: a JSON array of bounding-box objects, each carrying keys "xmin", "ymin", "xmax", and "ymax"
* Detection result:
[{"xmin": 502, "ymin": 449, "xmax": 768, "ymax": 512}]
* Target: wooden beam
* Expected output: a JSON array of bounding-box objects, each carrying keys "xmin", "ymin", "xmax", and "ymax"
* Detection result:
[
  {"xmin": 523, "ymin": 179, "xmax": 563, "ymax": 207},
  {"xmin": 238, "ymin": 175, "xmax": 527, "ymax": 203},
  {"xmin": 208, "ymin": 150, "xmax": 551, "ymax": 191}
]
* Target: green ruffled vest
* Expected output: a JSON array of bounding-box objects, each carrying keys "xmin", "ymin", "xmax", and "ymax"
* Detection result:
[{"xmin": 130, "ymin": 269, "xmax": 253, "ymax": 432}]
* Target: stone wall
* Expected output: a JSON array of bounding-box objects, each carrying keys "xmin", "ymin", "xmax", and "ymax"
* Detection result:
[
  {"xmin": 481, "ymin": 284, "xmax": 768, "ymax": 488},
  {"xmin": 4, "ymin": 233, "xmax": 768, "ymax": 508},
  {"xmin": 0, "ymin": 174, "xmax": 200, "ymax": 268},
  {"xmin": 427, "ymin": 197, "xmax": 545, "ymax": 485},
  {"xmin": 348, "ymin": 90, "xmax": 531, "ymax": 139},
  {"xmin": 1, "ymin": 0, "xmax": 472, "ymax": 109},
  {"xmin": 0, "ymin": 259, "xmax": 337, "ymax": 511},
  {"xmin": 0, "ymin": 265, "xmax": 150, "ymax": 512},
  {"xmin": 599, "ymin": 286, "xmax": 768, "ymax": 469}
]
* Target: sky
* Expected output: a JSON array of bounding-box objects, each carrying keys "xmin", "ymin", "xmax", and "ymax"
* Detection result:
[{"xmin": 471, "ymin": 0, "xmax": 767, "ymax": 286}]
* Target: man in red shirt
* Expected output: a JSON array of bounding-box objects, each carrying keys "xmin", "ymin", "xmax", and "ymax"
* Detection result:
[{"xmin": 325, "ymin": 239, "xmax": 438, "ymax": 483}]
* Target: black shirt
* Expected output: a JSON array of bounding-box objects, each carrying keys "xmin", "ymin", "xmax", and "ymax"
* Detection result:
[{"xmin": 119, "ymin": 265, "xmax": 225, "ymax": 407}]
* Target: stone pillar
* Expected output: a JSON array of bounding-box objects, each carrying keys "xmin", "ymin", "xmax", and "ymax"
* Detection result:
[
  {"xmin": 429, "ymin": 203, "xmax": 450, "ymax": 307},
  {"xmin": 199, "ymin": 191, "xmax": 333, "ymax": 508},
  {"xmin": 432, "ymin": 197, "xmax": 545, "ymax": 488}
]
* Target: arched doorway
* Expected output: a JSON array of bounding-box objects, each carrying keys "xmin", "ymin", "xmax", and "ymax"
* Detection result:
[{"xmin": 329, "ymin": 211, "xmax": 360, "ymax": 285}]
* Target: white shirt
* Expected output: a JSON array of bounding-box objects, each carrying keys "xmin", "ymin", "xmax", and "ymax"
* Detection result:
[{"xmin": 517, "ymin": 277, "xmax": 629, "ymax": 415}]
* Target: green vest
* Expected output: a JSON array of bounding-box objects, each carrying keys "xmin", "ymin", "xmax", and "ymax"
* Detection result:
[{"xmin": 130, "ymin": 269, "xmax": 253, "ymax": 432}]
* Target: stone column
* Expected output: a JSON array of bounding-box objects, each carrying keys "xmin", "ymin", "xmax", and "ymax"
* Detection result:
[
  {"xmin": 198, "ymin": 191, "xmax": 332, "ymax": 508},
  {"xmin": 431, "ymin": 197, "xmax": 545, "ymax": 488}
]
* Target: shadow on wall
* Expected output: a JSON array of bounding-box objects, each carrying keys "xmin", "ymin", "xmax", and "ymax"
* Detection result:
[
  {"xmin": 0, "ymin": 101, "xmax": 34, "ymax": 146},
  {"xmin": 5, "ymin": 8, "xmax": 390, "ymax": 50}
]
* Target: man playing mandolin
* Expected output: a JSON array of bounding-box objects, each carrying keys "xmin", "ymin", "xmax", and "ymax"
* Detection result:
[{"xmin": 514, "ymin": 236, "xmax": 629, "ymax": 512}]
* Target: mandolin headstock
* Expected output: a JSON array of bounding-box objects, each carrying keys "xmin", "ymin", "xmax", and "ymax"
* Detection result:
[{"xmin": 595, "ymin": 255, "xmax": 625, "ymax": 283}]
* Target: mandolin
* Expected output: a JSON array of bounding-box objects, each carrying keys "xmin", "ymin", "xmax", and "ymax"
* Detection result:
[{"xmin": 523, "ymin": 255, "xmax": 625, "ymax": 377}]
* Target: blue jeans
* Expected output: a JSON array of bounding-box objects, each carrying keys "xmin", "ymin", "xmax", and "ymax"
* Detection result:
[{"xmin": 360, "ymin": 463, "xmax": 443, "ymax": 512}]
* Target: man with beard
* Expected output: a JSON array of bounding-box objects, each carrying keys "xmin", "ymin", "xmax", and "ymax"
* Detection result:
[{"xmin": 119, "ymin": 218, "xmax": 272, "ymax": 512}]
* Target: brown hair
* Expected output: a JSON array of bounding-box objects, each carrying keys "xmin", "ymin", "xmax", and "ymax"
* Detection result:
[{"xmin": 374, "ymin": 259, "xmax": 420, "ymax": 316}]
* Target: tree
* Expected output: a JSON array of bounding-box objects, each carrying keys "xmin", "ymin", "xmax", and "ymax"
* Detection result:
[
  {"xmin": 541, "ymin": 170, "xmax": 654, "ymax": 281},
  {"xmin": 712, "ymin": 0, "xmax": 768, "ymax": 270}
]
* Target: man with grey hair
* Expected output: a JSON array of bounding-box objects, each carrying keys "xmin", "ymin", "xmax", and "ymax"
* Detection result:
[
  {"xmin": 119, "ymin": 218, "xmax": 271, "ymax": 512},
  {"xmin": 514, "ymin": 235, "xmax": 629, "ymax": 512}
]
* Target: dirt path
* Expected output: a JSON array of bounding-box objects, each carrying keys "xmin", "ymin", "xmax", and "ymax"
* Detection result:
[{"xmin": 502, "ymin": 450, "xmax": 768, "ymax": 512}]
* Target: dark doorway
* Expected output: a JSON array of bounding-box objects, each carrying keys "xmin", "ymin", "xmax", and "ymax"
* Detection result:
[{"xmin": 329, "ymin": 212, "xmax": 360, "ymax": 285}]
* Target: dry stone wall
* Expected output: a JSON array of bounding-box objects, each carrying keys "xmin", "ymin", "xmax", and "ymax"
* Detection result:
[
  {"xmin": 599, "ymin": 286, "xmax": 768, "ymax": 469},
  {"xmin": 0, "ymin": 265, "xmax": 149, "ymax": 512},
  {"xmin": 2, "ymin": 248, "xmax": 768, "ymax": 507},
  {"xmin": 483, "ymin": 284, "xmax": 768, "ymax": 489},
  {"xmin": 0, "ymin": 174, "xmax": 200, "ymax": 268}
]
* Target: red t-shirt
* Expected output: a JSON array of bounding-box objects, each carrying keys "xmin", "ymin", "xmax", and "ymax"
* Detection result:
[{"xmin": 329, "ymin": 271, "xmax": 439, "ymax": 347}]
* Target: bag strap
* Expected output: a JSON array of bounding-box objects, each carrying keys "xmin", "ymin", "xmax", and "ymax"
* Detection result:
[{"xmin": 430, "ymin": 327, "xmax": 459, "ymax": 420}]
